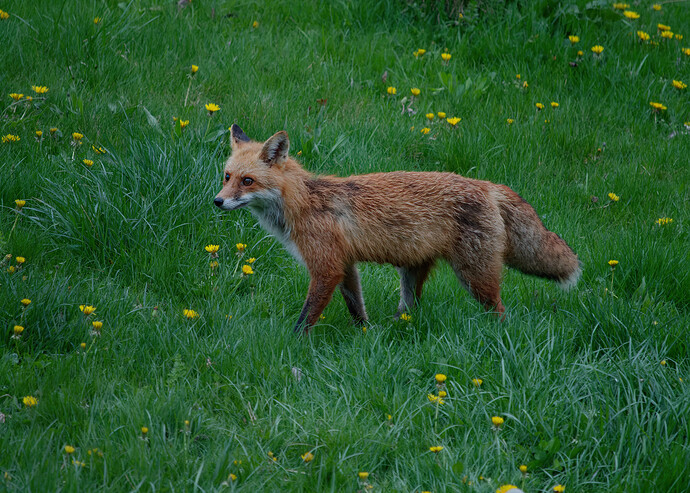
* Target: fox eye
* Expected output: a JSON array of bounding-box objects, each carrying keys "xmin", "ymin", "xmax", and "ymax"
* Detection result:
[
  {"xmin": 242, "ymin": 177, "xmax": 254, "ymax": 186},
  {"xmin": 224, "ymin": 172, "xmax": 230, "ymax": 181}
]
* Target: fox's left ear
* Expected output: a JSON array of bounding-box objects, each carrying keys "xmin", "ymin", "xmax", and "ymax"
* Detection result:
[{"xmin": 259, "ymin": 131, "xmax": 289, "ymax": 167}]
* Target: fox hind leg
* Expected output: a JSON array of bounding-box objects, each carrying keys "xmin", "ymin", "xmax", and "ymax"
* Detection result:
[
  {"xmin": 339, "ymin": 264, "xmax": 368, "ymax": 325},
  {"xmin": 451, "ymin": 262, "xmax": 506, "ymax": 319},
  {"xmin": 395, "ymin": 262, "xmax": 434, "ymax": 318}
]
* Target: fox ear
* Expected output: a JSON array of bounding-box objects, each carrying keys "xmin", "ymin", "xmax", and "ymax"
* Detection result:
[
  {"xmin": 230, "ymin": 124, "xmax": 250, "ymax": 150},
  {"xmin": 259, "ymin": 131, "xmax": 289, "ymax": 166}
]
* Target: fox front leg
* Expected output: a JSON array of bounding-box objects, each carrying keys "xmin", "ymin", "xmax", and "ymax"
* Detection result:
[
  {"xmin": 294, "ymin": 273, "xmax": 344, "ymax": 334},
  {"xmin": 339, "ymin": 264, "xmax": 368, "ymax": 325}
]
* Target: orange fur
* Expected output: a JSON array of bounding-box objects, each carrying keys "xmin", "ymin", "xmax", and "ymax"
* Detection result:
[{"xmin": 215, "ymin": 126, "xmax": 581, "ymax": 333}]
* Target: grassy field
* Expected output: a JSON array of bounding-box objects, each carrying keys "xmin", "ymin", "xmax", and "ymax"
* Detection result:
[{"xmin": 1, "ymin": 0, "xmax": 689, "ymax": 491}]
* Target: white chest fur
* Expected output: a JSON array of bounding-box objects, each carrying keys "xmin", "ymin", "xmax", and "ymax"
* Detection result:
[{"xmin": 248, "ymin": 190, "xmax": 304, "ymax": 265}]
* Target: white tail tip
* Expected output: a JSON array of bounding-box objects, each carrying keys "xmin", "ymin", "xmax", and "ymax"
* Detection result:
[{"xmin": 558, "ymin": 264, "xmax": 582, "ymax": 290}]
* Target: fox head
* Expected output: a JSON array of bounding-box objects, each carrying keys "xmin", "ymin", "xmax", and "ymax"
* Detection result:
[{"xmin": 214, "ymin": 124, "xmax": 291, "ymax": 211}]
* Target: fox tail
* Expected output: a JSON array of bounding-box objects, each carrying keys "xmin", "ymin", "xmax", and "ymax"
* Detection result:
[{"xmin": 497, "ymin": 186, "xmax": 581, "ymax": 289}]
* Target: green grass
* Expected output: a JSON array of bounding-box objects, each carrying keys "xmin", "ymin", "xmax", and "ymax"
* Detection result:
[{"xmin": 1, "ymin": 1, "xmax": 689, "ymax": 491}]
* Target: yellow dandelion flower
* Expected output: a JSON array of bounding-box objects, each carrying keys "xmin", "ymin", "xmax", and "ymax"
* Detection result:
[
  {"xmin": 672, "ymin": 80, "xmax": 687, "ymax": 90},
  {"xmin": 16, "ymin": 257, "xmax": 25, "ymax": 264},
  {"xmin": 420, "ymin": 127, "xmax": 431, "ymax": 135},
  {"xmin": 649, "ymin": 101, "xmax": 667, "ymax": 111},
  {"xmin": 427, "ymin": 393, "xmax": 445, "ymax": 404},
  {"xmin": 92, "ymin": 145, "xmax": 106, "ymax": 154},
  {"xmin": 183, "ymin": 309, "xmax": 199, "ymax": 319},
  {"xmin": 497, "ymin": 485, "xmax": 519, "ymax": 493},
  {"xmin": 608, "ymin": 192, "xmax": 620, "ymax": 201},
  {"xmin": 675, "ymin": 34, "xmax": 683, "ymax": 40},
  {"xmin": 429, "ymin": 446, "xmax": 443, "ymax": 453},
  {"xmin": 92, "ymin": 321, "xmax": 103, "ymax": 330},
  {"xmin": 358, "ymin": 472, "xmax": 369, "ymax": 480},
  {"xmin": 441, "ymin": 52, "xmax": 451, "ymax": 61},
  {"xmin": 568, "ymin": 35, "xmax": 579, "ymax": 43},
  {"xmin": 491, "ymin": 416, "xmax": 505, "ymax": 426},
  {"xmin": 9, "ymin": 93, "xmax": 23, "ymax": 101},
  {"xmin": 472, "ymin": 378, "xmax": 483, "ymax": 386},
  {"xmin": 652, "ymin": 4, "xmax": 661, "ymax": 10},
  {"xmin": 141, "ymin": 426, "xmax": 148, "ymax": 434},
  {"xmin": 242, "ymin": 264, "xmax": 254, "ymax": 275},
  {"xmin": 660, "ymin": 359, "xmax": 667, "ymax": 366},
  {"xmin": 205, "ymin": 103, "xmax": 220, "ymax": 114},
  {"xmin": 608, "ymin": 260, "xmax": 619, "ymax": 267},
  {"xmin": 2, "ymin": 134, "xmax": 20, "ymax": 143},
  {"xmin": 15, "ymin": 199, "xmax": 26, "ymax": 208},
  {"xmin": 661, "ymin": 30, "xmax": 674, "ymax": 39},
  {"xmin": 72, "ymin": 132, "xmax": 84, "ymax": 141},
  {"xmin": 551, "ymin": 101, "xmax": 559, "ymax": 108},
  {"xmin": 13, "ymin": 325, "xmax": 24, "ymax": 335},
  {"xmin": 79, "ymin": 305, "xmax": 96, "ymax": 315},
  {"xmin": 35, "ymin": 130, "xmax": 43, "ymax": 138},
  {"xmin": 64, "ymin": 445, "xmax": 75, "ymax": 454},
  {"xmin": 236, "ymin": 243, "xmax": 247, "ymax": 252},
  {"xmin": 191, "ymin": 64, "xmax": 198, "ymax": 74},
  {"xmin": 180, "ymin": 119, "xmax": 189, "ymax": 129},
  {"xmin": 399, "ymin": 313, "xmax": 411, "ymax": 321},
  {"xmin": 438, "ymin": 390, "xmax": 447, "ymax": 398},
  {"xmin": 446, "ymin": 117, "xmax": 461, "ymax": 126},
  {"xmin": 553, "ymin": 486, "xmax": 565, "ymax": 492},
  {"xmin": 31, "ymin": 85, "xmax": 49, "ymax": 94},
  {"xmin": 386, "ymin": 86, "xmax": 397, "ymax": 95},
  {"xmin": 20, "ymin": 298, "xmax": 31, "ymax": 306},
  {"xmin": 80, "ymin": 342, "xmax": 86, "ymax": 349},
  {"xmin": 23, "ymin": 396, "xmax": 38, "ymax": 407},
  {"xmin": 301, "ymin": 451, "xmax": 314, "ymax": 463},
  {"xmin": 416, "ymin": 48, "xmax": 426, "ymax": 57},
  {"xmin": 655, "ymin": 217, "xmax": 673, "ymax": 226},
  {"xmin": 94, "ymin": 17, "xmax": 101, "ymax": 24},
  {"xmin": 591, "ymin": 45, "xmax": 604, "ymax": 54},
  {"xmin": 252, "ymin": 20, "xmax": 259, "ymax": 28},
  {"xmin": 577, "ymin": 50, "xmax": 584, "ymax": 56},
  {"xmin": 657, "ymin": 24, "xmax": 671, "ymax": 31},
  {"xmin": 425, "ymin": 113, "xmax": 435, "ymax": 121},
  {"xmin": 519, "ymin": 464, "xmax": 527, "ymax": 473},
  {"xmin": 230, "ymin": 473, "xmax": 237, "ymax": 481},
  {"xmin": 435, "ymin": 373, "xmax": 447, "ymax": 383},
  {"xmin": 209, "ymin": 260, "xmax": 219, "ymax": 269},
  {"xmin": 522, "ymin": 80, "xmax": 529, "ymax": 88},
  {"xmin": 637, "ymin": 30, "xmax": 650, "ymax": 41},
  {"xmin": 205, "ymin": 244, "xmax": 220, "ymax": 254},
  {"xmin": 0, "ymin": 10, "xmax": 9, "ymax": 20},
  {"xmin": 83, "ymin": 159, "xmax": 94, "ymax": 167},
  {"xmin": 536, "ymin": 103, "xmax": 545, "ymax": 110},
  {"xmin": 247, "ymin": 257, "xmax": 256, "ymax": 263},
  {"xmin": 50, "ymin": 127, "xmax": 58, "ymax": 134},
  {"xmin": 682, "ymin": 48, "xmax": 690, "ymax": 56},
  {"xmin": 411, "ymin": 88, "xmax": 420, "ymax": 96},
  {"xmin": 613, "ymin": 3, "xmax": 629, "ymax": 10},
  {"xmin": 623, "ymin": 10, "xmax": 640, "ymax": 20},
  {"xmin": 507, "ymin": 118, "xmax": 514, "ymax": 125},
  {"xmin": 516, "ymin": 74, "xmax": 521, "ymax": 79}
]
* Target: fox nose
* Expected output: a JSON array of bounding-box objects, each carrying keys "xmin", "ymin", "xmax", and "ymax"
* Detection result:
[{"xmin": 213, "ymin": 197, "xmax": 224, "ymax": 208}]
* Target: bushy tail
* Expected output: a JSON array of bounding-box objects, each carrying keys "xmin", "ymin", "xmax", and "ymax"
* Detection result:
[{"xmin": 497, "ymin": 186, "xmax": 581, "ymax": 289}]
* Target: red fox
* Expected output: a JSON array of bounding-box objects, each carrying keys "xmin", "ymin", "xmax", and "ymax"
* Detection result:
[{"xmin": 214, "ymin": 125, "xmax": 581, "ymax": 333}]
